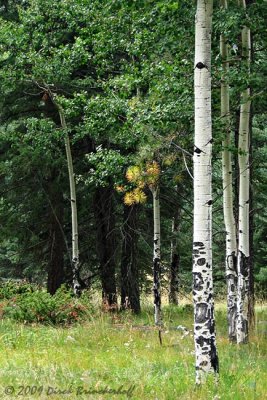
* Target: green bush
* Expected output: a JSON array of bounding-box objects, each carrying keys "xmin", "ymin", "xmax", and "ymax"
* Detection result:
[
  {"xmin": 0, "ymin": 280, "xmax": 37, "ymax": 300},
  {"xmin": 2, "ymin": 285, "xmax": 92, "ymax": 325}
]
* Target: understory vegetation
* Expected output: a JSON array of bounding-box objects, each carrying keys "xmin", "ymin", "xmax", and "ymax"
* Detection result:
[
  {"xmin": 0, "ymin": 297, "xmax": 266, "ymax": 400},
  {"xmin": 0, "ymin": 282, "xmax": 266, "ymax": 399},
  {"xmin": 0, "ymin": 281, "xmax": 91, "ymax": 325}
]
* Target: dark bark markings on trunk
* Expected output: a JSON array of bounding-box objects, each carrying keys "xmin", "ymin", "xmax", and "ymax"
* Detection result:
[
  {"xmin": 193, "ymin": 242, "xmax": 219, "ymax": 377},
  {"xmin": 226, "ymin": 253, "xmax": 238, "ymax": 342},
  {"xmin": 237, "ymin": 250, "xmax": 249, "ymax": 342},
  {"xmin": 220, "ymin": 0, "xmax": 238, "ymax": 342},
  {"xmin": 43, "ymin": 87, "xmax": 81, "ymax": 297},
  {"xmin": 152, "ymin": 186, "xmax": 162, "ymax": 326},
  {"xmin": 236, "ymin": 0, "xmax": 251, "ymax": 343},
  {"xmin": 193, "ymin": 0, "xmax": 219, "ymax": 382},
  {"xmin": 248, "ymin": 27, "xmax": 255, "ymax": 330}
]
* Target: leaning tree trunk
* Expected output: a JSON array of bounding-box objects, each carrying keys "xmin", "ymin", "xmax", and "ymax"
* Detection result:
[
  {"xmin": 120, "ymin": 204, "xmax": 141, "ymax": 313},
  {"xmin": 169, "ymin": 204, "xmax": 180, "ymax": 305},
  {"xmin": 193, "ymin": 0, "xmax": 219, "ymax": 384},
  {"xmin": 94, "ymin": 185, "xmax": 117, "ymax": 308},
  {"xmin": 151, "ymin": 186, "xmax": 162, "ymax": 326},
  {"xmin": 220, "ymin": 0, "xmax": 238, "ymax": 342},
  {"xmin": 43, "ymin": 88, "xmax": 81, "ymax": 296},
  {"xmin": 236, "ymin": 0, "xmax": 251, "ymax": 344},
  {"xmin": 57, "ymin": 107, "xmax": 81, "ymax": 297}
]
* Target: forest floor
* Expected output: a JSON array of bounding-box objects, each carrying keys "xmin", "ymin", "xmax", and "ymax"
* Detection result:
[{"xmin": 0, "ymin": 301, "xmax": 266, "ymax": 400}]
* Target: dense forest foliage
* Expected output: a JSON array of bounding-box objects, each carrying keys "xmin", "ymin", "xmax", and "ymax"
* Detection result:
[{"xmin": 0, "ymin": 0, "xmax": 266, "ymax": 311}]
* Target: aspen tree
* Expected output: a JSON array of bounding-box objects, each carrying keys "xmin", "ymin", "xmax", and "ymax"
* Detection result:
[
  {"xmin": 125, "ymin": 162, "xmax": 162, "ymax": 326},
  {"xmin": 151, "ymin": 185, "xmax": 162, "ymax": 326},
  {"xmin": 45, "ymin": 89, "xmax": 81, "ymax": 297},
  {"xmin": 58, "ymin": 106, "xmax": 81, "ymax": 297},
  {"xmin": 193, "ymin": 0, "xmax": 219, "ymax": 383},
  {"xmin": 236, "ymin": 0, "xmax": 251, "ymax": 344},
  {"xmin": 220, "ymin": 0, "xmax": 238, "ymax": 342}
]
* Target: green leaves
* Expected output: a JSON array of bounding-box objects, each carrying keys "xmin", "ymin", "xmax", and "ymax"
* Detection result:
[{"xmin": 85, "ymin": 146, "xmax": 128, "ymax": 187}]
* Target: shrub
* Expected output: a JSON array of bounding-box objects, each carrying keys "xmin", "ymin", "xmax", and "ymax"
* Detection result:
[
  {"xmin": 0, "ymin": 280, "xmax": 37, "ymax": 300},
  {"xmin": 2, "ymin": 285, "xmax": 92, "ymax": 325}
]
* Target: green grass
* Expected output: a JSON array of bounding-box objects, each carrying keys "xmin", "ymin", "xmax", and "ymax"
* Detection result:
[{"xmin": 0, "ymin": 303, "xmax": 266, "ymax": 400}]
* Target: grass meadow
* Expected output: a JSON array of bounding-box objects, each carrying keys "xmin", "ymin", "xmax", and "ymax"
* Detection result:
[{"xmin": 0, "ymin": 299, "xmax": 266, "ymax": 400}]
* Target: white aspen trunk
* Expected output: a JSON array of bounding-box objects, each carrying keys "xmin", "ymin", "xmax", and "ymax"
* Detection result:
[
  {"xmin": 57, "ymin": 106, "xmax": 81, "ymax": 297},
  {"xmin": 220, "ymin": 0, "xmax": 238, "ymax": 342},
  {"xmin": 152, "ymin": 186, "xmax": 162, "ymax": 326},
  {"xmin": 236, "ymin": 0, "xmax": 251, "ymax": 343},
  {"xmin": 45, "ymin": 88, "xmax": 81, "ymax": 296},
  {"xmin": 193, "ymin": 0, "xmax": 219, "ymax": 384}
]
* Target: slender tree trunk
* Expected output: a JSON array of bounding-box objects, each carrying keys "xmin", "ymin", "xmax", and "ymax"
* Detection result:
[
  {"xmin": 248, "ymin": 18, "xmax": 255, "ymax": 330},
  {"xmin": 47, "ymin": 176, "xmax": 65, "ymax": 295},
  {"xmin": 193, "ymin": 0, "xmax": 219, "ymax": 384},
  {"xmin": 234, "ymin": 110, "xmax": 240, "ymax": 241},
  {"xmin": 248, "ymin": 106, "xmax": 255, "ymax": 329},
  {"xmin": 120, "ymin": 205, "xmax": 141, "ymax": 313},
  {"xmin": 169, "ymin": 205, "xmax": 180, "ymax": 305},
  {"xmin": 94, "ymin": 186, "xmax": 117, "ymax": 308},
  {"xmin": 236, "ymin": 0, "xmax": 251, "ymax": 344},
  {"xmin": 57, "ymin": 108, "xmax": 81, "ymax": 297},
  {"xmin": 220, "ymin": 0, "xmax": 238, "ymax": 342},
  {"xmin": 41, "ymin": 87, "xmax": 81, "ymax": 296},
  {"xmin": 151, "ymin": 186, "xmax": 162, "ymax": 326}
]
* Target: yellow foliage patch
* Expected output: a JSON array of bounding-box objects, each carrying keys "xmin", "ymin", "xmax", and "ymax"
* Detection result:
[
  {"xmin": 124, "ymin": 191, "xmax": 136, "ymax": 206},
  {"xmin": 133, "ymin": 188, "xmax": 147, "ymax": 204},
  {"xmin": 126, "ymin": 166, "xmax": 142, "ymax": 183},
  {"xmin": 123, "ymin": 189, "xmax": 147, "ymax": 206},
  {"xmin": 146, "ymin": 161, "xmax": 160, "ymax": 178}
]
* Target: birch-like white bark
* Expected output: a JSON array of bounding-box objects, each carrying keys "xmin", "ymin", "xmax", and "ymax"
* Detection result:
[
  {"xmin": 236, "ymin": 0, "xmax": 251, "ymax": 343},
  {"xmin": 57, "ymin": 105, "xmax": 81, "ymax": 297},
  {"xmin": 45, "ymin": 86, "xmax": 81, "ymax": 296},
  {"xmin": 152, "ymin": 186, "xmax": 162, "ymax": 326},
  {"xmin": 220, "ymin": 0, "xmax": 238, "ymax": 342},
  {"xmin": 193, "ymin": 0, "xmax": 219, "ymax": 384}
]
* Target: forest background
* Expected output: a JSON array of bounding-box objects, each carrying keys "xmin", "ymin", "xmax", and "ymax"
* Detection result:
[
  {"xmin": 0, "ymin": 0, "xmax": 266, "ymax": 398},
  {"xmin": 0, "ymin": 0, "xmax": 266, "ymax": 305}
]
